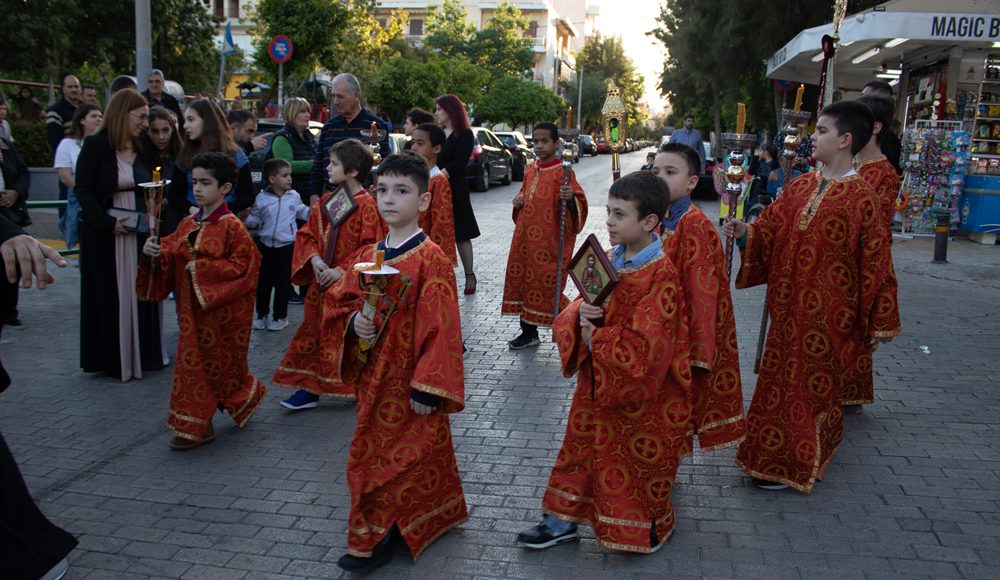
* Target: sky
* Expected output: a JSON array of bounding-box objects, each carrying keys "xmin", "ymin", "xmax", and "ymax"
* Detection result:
[{"xmin": 592, "ymin": 0, "xmax": 669, "ymax": 115}]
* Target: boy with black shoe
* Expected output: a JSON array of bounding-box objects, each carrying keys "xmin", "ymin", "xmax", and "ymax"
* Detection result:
[
  {"xmin": 502, "ymin": 122, "xmax": 587, "ymax": 349},
  {"xmin": 325, "ymin": 154, "xmax": 467, "ymax": 570},
  {"xmin": 518, "ymin": 171, "xmax": 692, "ymax": 553}
]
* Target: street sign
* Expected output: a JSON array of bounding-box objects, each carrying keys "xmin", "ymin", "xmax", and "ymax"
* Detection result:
[{"xmin": 268, "ymin": 35, "xmax": 293, "ymax": 64}]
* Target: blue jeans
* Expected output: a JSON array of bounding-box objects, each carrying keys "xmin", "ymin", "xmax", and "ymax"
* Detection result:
[{"xmin": 59, "ymin": 189, "xmax": 79, "ymax": 249}]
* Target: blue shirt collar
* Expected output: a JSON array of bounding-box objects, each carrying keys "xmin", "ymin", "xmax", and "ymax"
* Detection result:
[
  {"xmin": 611, "ymin": 233, "xmax": 663, "ymax": 270},
  {"xmin": 661, "ymin": 196, "xmax": 691, "ymax": 232}
]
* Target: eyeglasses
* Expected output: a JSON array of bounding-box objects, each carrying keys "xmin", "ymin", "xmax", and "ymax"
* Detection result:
[{"xmin": 131, "ymin": 112, "xmax": 150, "ymax": 122}]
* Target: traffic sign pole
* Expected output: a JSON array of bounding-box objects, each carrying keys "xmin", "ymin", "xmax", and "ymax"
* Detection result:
[
  {"xmin": 278, "ymin": 62, "xmax": 283, "ymax": 109},
  {"xmin": 268, "ymin": 35, "xmax": 293, "ymax": 112}
]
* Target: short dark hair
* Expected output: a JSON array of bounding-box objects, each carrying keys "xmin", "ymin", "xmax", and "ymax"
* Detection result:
[
  {"xmin": 684, "ymin": 115, "xmax": 695, "ymax": 121},
  {"xmin": 532, "ymin": 122, "xmax": 560, "ymax": 142},
  {"xmin": 609, "ymin": 171, "xmax": 670, "ymax": 221},
  {"xmin": 658, "ymin": 142, "xmax": 701, "ymax": 177},
  {"xmin": 414, "ymin": 123, "xmax": 446, "ymax": 148},
  {"xmin": 856, "ymin": 95, "xmax": 893, "ymax": 146},
  {"xmin": 81, "ymin": 84, "xmax": 96, "ymax": 92},
  {"xmin": 329, "ymin": 138, "xmax": 374, "ymax": 179},
  {"xmin": 191, "ymin": 152, "xmax": 238, "ymax": 187},
  {"xmin": 227, "ymin": 108, "xmax": 255, "ymax": 125},
  {"xmin": 377, "ymin": 151, "xmax": 429, "ymax": 193},
  {"xmin": 863, "ymin": 81, "xmax": 893, "ymax": 100},
  {"xmin": 263, "ymin": 157, "xmax": 291, "ymax": 180},
  {"xmin": 819, "ymin": 100, "xmax": 874, "ymax": 156},
  {"xmin": 765, "ymin": 144, "xmax": 779, "ymax": 160},
  {"xmin": 406, "ymin": 107, "xmax": 434, "ymax": 125}
]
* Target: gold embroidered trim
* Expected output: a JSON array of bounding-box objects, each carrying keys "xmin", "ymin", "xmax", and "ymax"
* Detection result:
[
  {"xmin": 382, "ymin": 238, "xmax": 428, "ymax": 266},
  {"xmin": 169, "ymin": 430, "xmax": 203, "ymax": 442},
  {"xmin": 230, "ymin": 379, "xmax": 262, "ymax": 427},
  {"xmin": 540, "ymin": 508, "xmax": 675, "ymax": 554},
  {"xmin": 349, "ymin": 522, "xmax": 387, "ymax": 535},
  {"xmin": 399, "ymin": 495, "xmax": 466, "ymax": 535},
  {"xmin": 842, "ymin": 398, "xmax": 873, "ymax": 406},
  {"xmin": 500, "ymin": 303, "xmax": 555, "ymax": 326},
  {"xmin": 545, "ymin": 486, "xmax": 593, "ymax": 504},
  {"xmin": 871, "ymin": 329, "xmax": 900, "ymax": 338},
  {"xmin": 189, "ymin": 260, "xmax": 206, "ymax": 309},
  {"xmin": 699, "ymin": 435, "xmax": 745, "ymax": 454},
  {"xmin": 595, "ymin": 511, "xmax": 672, "ymax": 529},
  {"xmin": 797, "ymin": 178, "xmax": 826, "ymax": 231},
  {"xmin": 276, "ymin": 365, "xmax": 346, "ymax": 385},
  {"xmin": 410, "ymin": 381, "xmax": 463, "ymax": 405},
  {"xmin": 346, "ymin": 548, "xmax": 372, "ymax": 558},
  {"xmin": 699, "ymin": 414, "xmax": 745, "ymax": 432},
  {"xmin": 854, "ymin": 155, "xmax": 887, "ymax": 170},
  {"xmin": 169, "ymin": 410, "xmax": 209, "ymax": 425},
  {"xmin": 691, "ymin": 359, "xmax": 712, "ymax": 371},
  {"xmin": 616, "ymin": 253, "xmax": 664, "ymax": 275},
  {"xmin": 735, "ymin": 410, "xmax": 839, "ymax": 495}
]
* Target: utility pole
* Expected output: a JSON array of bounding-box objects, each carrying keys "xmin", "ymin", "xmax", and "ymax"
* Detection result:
[{"xmin": 135, "ymin": 0, "xmax": 152, "ymax": 92}]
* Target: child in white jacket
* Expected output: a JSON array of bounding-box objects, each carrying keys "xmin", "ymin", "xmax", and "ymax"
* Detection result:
[{"xmin": 245, "ymin": 158, "xmax": 310, "ymax": 330}]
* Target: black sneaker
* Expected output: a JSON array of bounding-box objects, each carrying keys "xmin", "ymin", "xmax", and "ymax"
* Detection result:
[
  {"xmin": 288, "ymin": 294, "xmax": 304, "ymax": 305},
  {"xmin": 843, "ymin": 404, "xmax": 864, "ymax": 415},
  {"xmin": 516, "ymin": 521, "xmax": 579, "ymax": 549},
  {"xmin": 752, "ymin": 477, "xmax": 789, "ymax": 490},
  {"xmin": 508, "ymin": 332, "xmax": 540, "ymax": 350},
  {"xmin": 337, "ymin": 528, "xmax": 397, "ymax": 571}
]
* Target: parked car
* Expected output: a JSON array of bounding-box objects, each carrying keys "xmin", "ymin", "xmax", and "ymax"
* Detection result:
[
  {"xmin": 596, "ymin": 136, "xmax": 610, "ymax": 154},
  {"xmin": 494, "ymin": 130, "xmax": 535, "ymax": 181},
  {"xmin": 468, "ymin": 127, "xmax": 514, "ymax": 192},
  {"xmin": 693, "ymin": 141, "xmax": 720, "ymax": 201},
  {"xmin": 387, "ymin": 133, "xmax": 409, "ymax": 155},
  {"xmin": 578, "ymin": 134, "xmax": 597, "ymax": 156}
]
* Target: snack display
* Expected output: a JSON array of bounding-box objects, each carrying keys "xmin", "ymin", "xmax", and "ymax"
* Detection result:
[{"xmin": 899, "ymin": 127, "xmax": 968, "ymax": 233}]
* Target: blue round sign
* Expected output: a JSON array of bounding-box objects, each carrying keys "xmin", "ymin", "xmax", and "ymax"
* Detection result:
[{"xmin": 268, "ymin": 35, "xmax": 293, "ymax": 64}]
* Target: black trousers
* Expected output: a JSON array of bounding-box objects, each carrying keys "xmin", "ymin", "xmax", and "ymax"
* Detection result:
[
  {"xmin": 0, "ymin": 277, "xmax": 18, "ymax": 322},
  {"xmin": 256, "ymin": 242, "xmax": 294, "ymax": 320}
]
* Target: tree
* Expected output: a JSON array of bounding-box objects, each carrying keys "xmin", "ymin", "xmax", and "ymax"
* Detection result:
[
  {"xmin": 150, "ymin": 0, "xmax": 224, "ymax": 92},
  {"xmin": 568, "ymin": 34, "xmax": 645, "ymax": 132},
  {"xmin": 424, "ymin": 0, "xmax": 476, "ymax": 60},
  {"xmin": 475, "ymin": 77, "xmax": 565, "ymax": 130},
  {"xmin": 369, "ymin": 55, "xmax": 490, "ymax": 121},
  {"xmin": 336, "ymin": 2, "xmax": 407, "ymax": 87},
  {"xmin": 468, "ymin": 3, "xmax": 535, "ymax": 81},
  {"xmin": 248, "ymin": 0, "xmax": 353, "ymax": 86}
]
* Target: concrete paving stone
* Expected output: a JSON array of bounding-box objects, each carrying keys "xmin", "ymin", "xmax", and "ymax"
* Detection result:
[
  {"xmin": 209, "ymin": 536, "xmax": 276, "ymax": 556},
  {"xmin": 280, "ymin": 559, "xmax": 345, "ymax": 578},
  {"xmin": 264, "ymin": 541, "xmax": 329, "ymax": 561},
  {"xmin": 122, "ymin": 556, "xmax": 193, "ymax": 577},
  {"xmin": 227, "ymin": 553, "xmax": 291, "ymax": 573},
  {"xmin": 911, "ymin": 544, "xmax": 983, "ymax": 564},
  {"xmin": 957, "ymin": 562, "xmax": 1000, "ymax": 579},
  {"xmin": 75, "ymin": 533, "xmax": 131, "ymax": 554},
  {"xmin": 173, "ymin": 547, "xmax": 236, "ymax": 567},
  {"xmin": 180, "ymin": 564, "xmax": 249, "ymax": 580},
  {"xmin": 889, "ymin": 557, "xmax": 961, "ymax": 577}
]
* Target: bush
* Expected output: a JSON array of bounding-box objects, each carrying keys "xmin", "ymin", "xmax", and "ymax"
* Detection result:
[{"xmin": 9, "ymin": 121, "xmax": 52, "ymax": 167}]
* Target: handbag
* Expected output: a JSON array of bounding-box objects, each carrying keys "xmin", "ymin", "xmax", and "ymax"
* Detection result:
[
  {"xmin": 0, "ymin": 204, "xmax": 31, "ymax": 227},
  {"xmin": 106, "ymin": 207, "xmax": 149, "ymax": 234}
]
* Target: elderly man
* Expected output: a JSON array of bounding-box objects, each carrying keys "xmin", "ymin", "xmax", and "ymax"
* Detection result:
[
  {"xmin": 307, "ymin": 73, "xmax": 390, "ymax": 200},
  {"xmin": 142, "ymin": 69, "xmax": 183, "ymax": 123},
  {"xmin": 668, "ymin": 115, "xmax": 705, "ymax": 173}
]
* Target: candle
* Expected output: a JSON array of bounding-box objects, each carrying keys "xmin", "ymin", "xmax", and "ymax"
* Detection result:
[
  {"xmin": 793, "ymin": 84, "xmax": 805, "ymax": 112},
  {"xmin": 153, "ymin": 166, "xmax": 161, "ymax": 184},
  {"xmin": 736, "ymin": 103, "xmax": 746, "ymax": 135}
]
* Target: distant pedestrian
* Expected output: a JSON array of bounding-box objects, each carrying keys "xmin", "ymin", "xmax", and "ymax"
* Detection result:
[
  {"xmin": 409, "ymin": 124, "xmax": 457, "ymax": 266},
  {"xmin": 54, "ymin": 102, "xmax": 103, "ymax": 250},
  {"xmin": 227, "ymin": 108, "xmax": 269, "ymax": 156},
  {"xmin": 142, "ymin": 69, "xmax": 183, "ymax": 126},
  {"xmin": 640, "ymin": 151, "xmax": 655, "ymax": 170},
  {"xmin": 11, "ymin": 86, "xmax": 42, "ymax": 122},
  {"xmin": 401, "ymin": 107, "xmax": 434, "ymax": 151},
  {"xmin": 141, "ymin": 106, "xmax": 182, "ymax": 236},
  {"xmin": 46, "ymin": 74, "xmax": 81, "ymax": 220},
  {"xmin": 434, "ymin": 94, "xmax": 478, "ymax": 293},
  {"xmin": 0, "ymin": 137, "xmax": 32, "ymax": 326},
  {"xmin": 668, "ymin": 115, "xmax": 705, "ymax": 172},
  {"xmin": 81, "ymin": 85, "xmax": 100, "ymax": 107}
]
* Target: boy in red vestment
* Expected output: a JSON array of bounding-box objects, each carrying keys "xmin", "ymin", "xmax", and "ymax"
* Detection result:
[
  {"xmin": 653, "ymin": 143, "xmax": 747, "ymax": 452},
  {"xmin": 325, "ymin": 154, "xmax": 467, "ymax": 571},
  {"xmin": 274, "ymin": 139, "xmax": 383, "ymax": 410},
  {"xmin": 518, "ymin": 172, "xmax": 692, "ymax": 554},
  {"xmin": 138, "ymin": 152, "xmax": 265, "ymax": 450},
  {"xmin": 842, "ymin": 95, "xmax": 903, "ymax": 412},
  {"xmin": 723, "ymin": 101, "xmax": 900, "ymax": 493},
  {"xmin": 410, "ymin": 123, "xmax": 457, "ymax": 266},
  {"xmin": 502, "ymin": 122, "xmax": 588, "ymax": 349}
]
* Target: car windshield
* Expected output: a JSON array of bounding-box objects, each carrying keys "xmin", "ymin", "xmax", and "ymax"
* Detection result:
[
  {"xmin": 580, "ymin": 136, "xmax": 593, "ymax": 144},
  {"xmin": 496, "ymin": 134, "xmax": 517, "ymax": 147}
]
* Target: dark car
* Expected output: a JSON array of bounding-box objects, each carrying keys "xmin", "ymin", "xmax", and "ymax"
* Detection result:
[
  {"xmin": 468, "ymin": 127, "xmax": 513, "ymax": 192},
  {"xmin": 596, "ymin": 135, "xmax": 610, "ymax": 154},
  {"xmin": 494, "ymin": 130, "xmax": 535, "ymax": 181},
  {"xmin": 578, "ymin": 134, "xmax": 597, "ymax": 156}
]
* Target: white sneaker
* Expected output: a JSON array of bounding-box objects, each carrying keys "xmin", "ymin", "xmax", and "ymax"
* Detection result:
[
  {"xmin": 267, "ymin": 318, "xmax": 289, "ymax": 331},
  {"xmin": 252, "ymin": 317, "xmax": 267, "ymax": 330}
]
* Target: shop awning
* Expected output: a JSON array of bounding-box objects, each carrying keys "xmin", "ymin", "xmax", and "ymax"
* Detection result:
[{"xmin": 766, "ymin": 0, "xmax": 1000, "ymax": 89}]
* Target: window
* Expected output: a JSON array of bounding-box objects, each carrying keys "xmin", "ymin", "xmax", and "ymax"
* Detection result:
[
  {"xmin": 377, "ymin": 18, "xmax": 387, "ymax": 28},
  {"xmin": 526, "ymin": 21, "xmax": 538, "ymax": 38},
  {"xmin": 228, "ymin": 0, "xmax": 238, "ymax": 17},
  {"xmin": 409, "ymin": 19, "xmax": 424, "ymax": 36},
  {"xmin": 213, "ymin": 0, "xmax": 224, "ymax": 17}
]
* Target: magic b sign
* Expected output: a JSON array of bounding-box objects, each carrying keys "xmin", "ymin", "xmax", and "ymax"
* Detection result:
[{"xmin": 930, "ymin": 16, "xmax": 1000, "ymax": 40}]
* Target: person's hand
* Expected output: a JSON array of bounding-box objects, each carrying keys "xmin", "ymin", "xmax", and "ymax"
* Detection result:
[
  {"xmin": 238, "ymin": 208, "xmax": 251, "ymax": 220},
  {"xmin": 512, "ymin": 195, "xmax": 524, "ymax": 209},
  {"xmin": 559, "ymin": 184, "xmax": 573, "ymax": 202},
  {"xmin": 580, "ymin": 316, "xmax": 596, "ymax": 345},
  {"xmin": 354, "ymin": 311, "xmax": 376, "ymax": 342},
  {"xmin": 579, "ymin": 302, "xmax": 604, "ymax": 321},
  {"xmin": 251, "ymin": 133, "xmax": 271, "ymax": 151},
  {"xmin": 722, "ymin": 216, "xmax": 746, "ymax": 239},
  {"xmin": 1, "ymin": 234, "xmax": 66, "ymax": 289},
  {"xmin": 112, "ymin": 215, "xmax": 129, "ymax": 236},
  {"xmin": 317, "ymin": 266, "xmax": 342, "ymax": 288},
  {"xmin": 410, "ymin": 399, "xmax": 435, "ymax": 415},
  {"xmin": 0, "ymin": 190, "xmax": 17, "ymax": 208},
  {"xmin": 142, "ymin": 237, "xmax": 161, "ymax": 258}
]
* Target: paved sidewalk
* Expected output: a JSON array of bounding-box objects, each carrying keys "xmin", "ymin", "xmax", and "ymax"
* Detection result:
[{"xmin": 2, "ymin": 150, "xmax": 999, "ymax": 579}]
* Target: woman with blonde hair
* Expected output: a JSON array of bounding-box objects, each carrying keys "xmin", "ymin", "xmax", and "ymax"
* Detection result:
[
  {"xmin": 270, "ymin": 96, "xmax": 316, "ymax": 204},
  {"xmin": 75, "ymin": 88, "xmax": 164, "ymax": 380},
  {"xmin": 167, "ymin": 98, "xmax": 254, "ymax": 217}
]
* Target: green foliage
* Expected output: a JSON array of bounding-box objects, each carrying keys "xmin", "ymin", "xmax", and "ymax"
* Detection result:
[
  {"xmin": 248, "ymin": 0, "xmax": 353, "ymax": 84},
  {"xmin": 475, "ymin": 77, "xmax": 565, "ymax": 130},
  {"xmin": 10, "ymin": 122, "xmax": 51, "ymax": 167},
  {"xmin": 568, "ymin": 34, "xmax": 645, "ymax": 132},
  {"xmin": 424, "ymin": 0, "xmax": 476, "ymax": 60},
  {"xmin": 369, "ymin": 56, "xmax": 490, "ymax": 121},
  {"xmin": 151, "ymin": 0, "xmax": 224, "ymax": 92},
  {"xmin": 424, "ymin": 1, "xmax": 533, "ymax": 86}
]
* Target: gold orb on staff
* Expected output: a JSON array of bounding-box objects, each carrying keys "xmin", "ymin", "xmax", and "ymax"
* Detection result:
[{"xmin": 601, "ymin": 82, "xmax": 627, "ymax": 182}]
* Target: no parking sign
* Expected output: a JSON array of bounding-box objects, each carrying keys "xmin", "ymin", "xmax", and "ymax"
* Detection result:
[{"xmin": 268, "ymin": 35, "xmax": 293, "ymax": 64}]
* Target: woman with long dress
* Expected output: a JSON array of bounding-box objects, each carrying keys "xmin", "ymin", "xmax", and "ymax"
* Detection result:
[
  {"xmin": 434, "ymin": 94, "xmax": 479, "ymax": 294},
  {"xmin": 75, "ymin": 89, "xmax": 163, "ymax": 381}
]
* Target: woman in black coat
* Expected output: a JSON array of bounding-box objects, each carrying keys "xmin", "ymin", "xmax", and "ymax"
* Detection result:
[
  {"xmin": 0, "ymin": 137, "xmax": 31, "ymax": 324},
  {"xmin": 434, "ymin": 94, "xmax": 479, "ymax": 294},
  {"xmin": 75, "ymin": 89, "xmax": 163, "ymax": 381}
]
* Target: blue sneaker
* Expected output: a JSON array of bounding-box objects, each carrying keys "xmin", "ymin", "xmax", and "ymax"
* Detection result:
[{"xmin": 281, "ymin": 390, "xmax": 320, "ymax": 410}]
